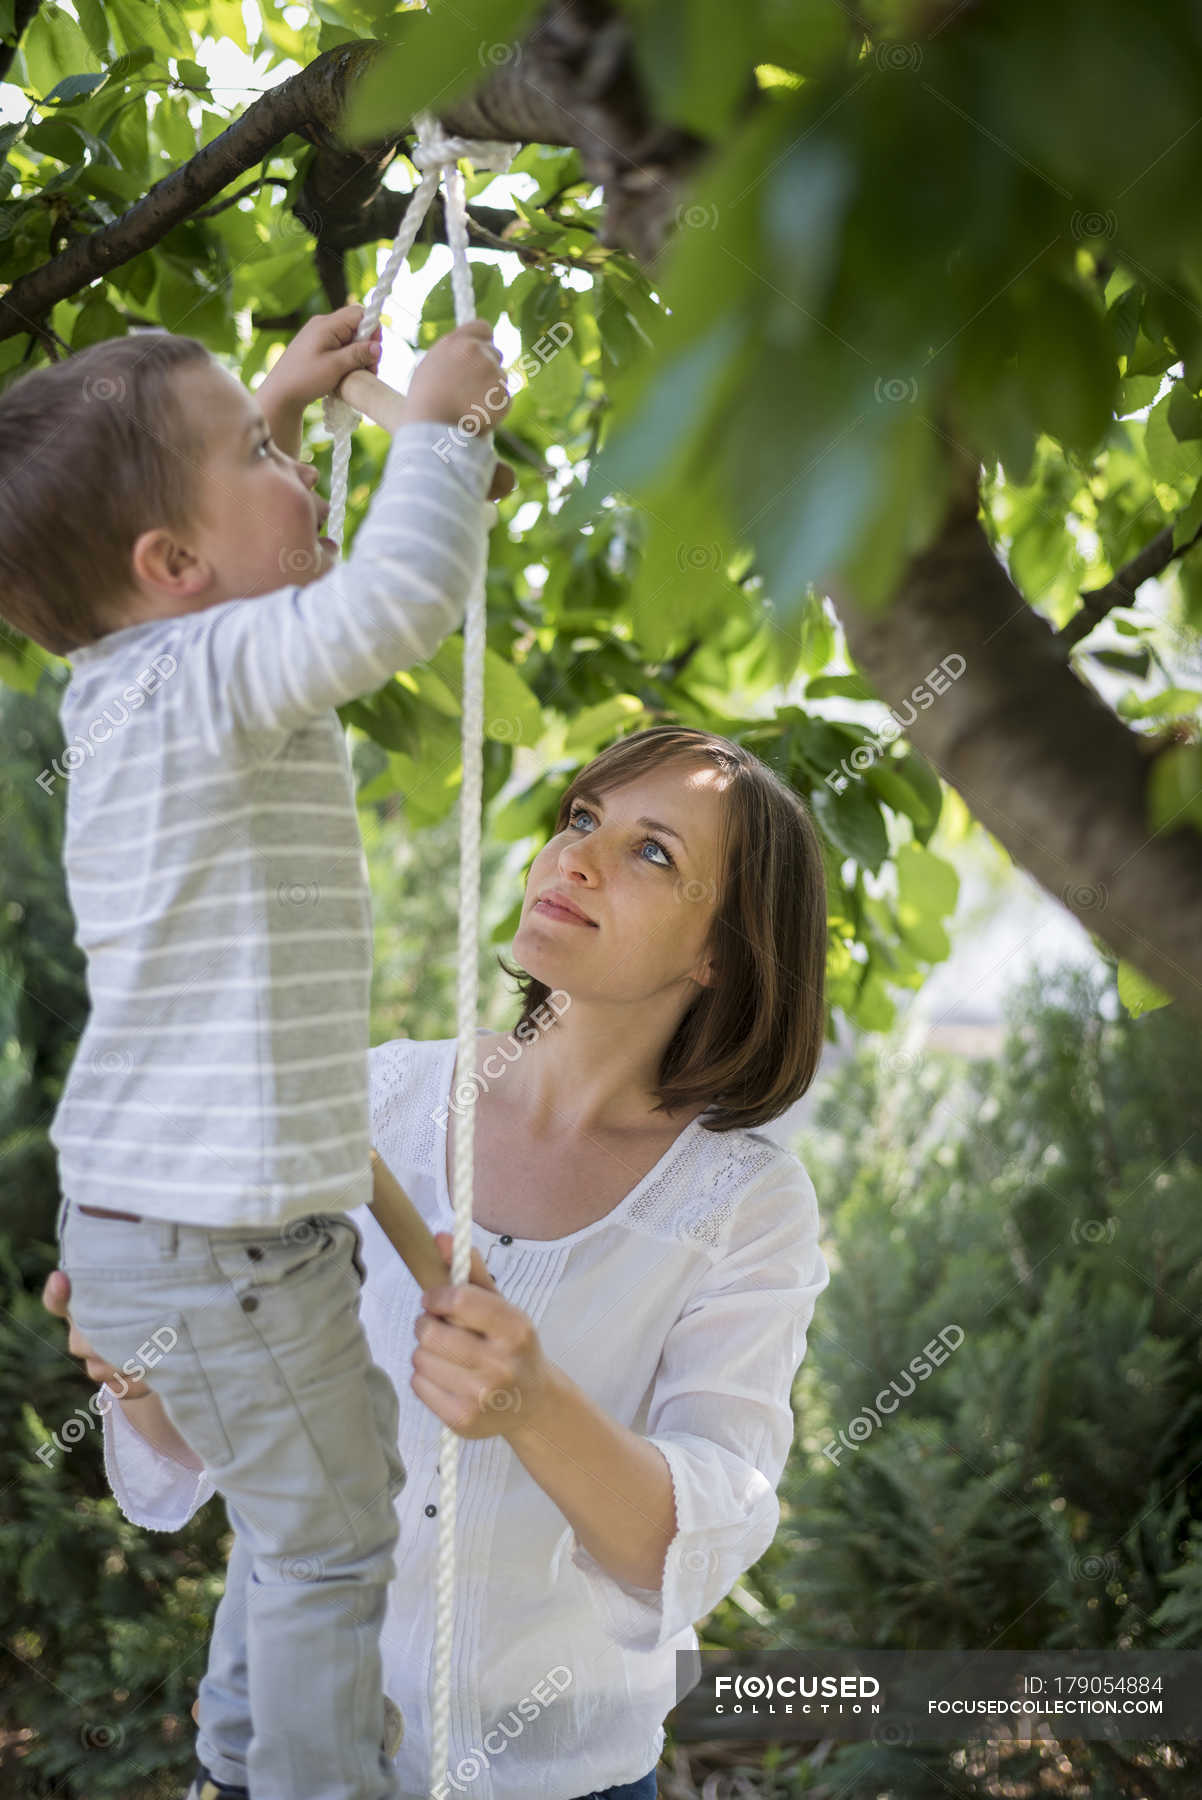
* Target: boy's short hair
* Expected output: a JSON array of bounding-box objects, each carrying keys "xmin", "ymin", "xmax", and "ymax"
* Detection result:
[{"xmin": 0, "ymin": 330, "xmax": 215, "ymax": 658}]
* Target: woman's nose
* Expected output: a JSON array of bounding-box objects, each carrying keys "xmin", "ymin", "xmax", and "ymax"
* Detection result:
[{"xmin": 558, "ymin": 837, "xmax": 599, "ymax": 880}]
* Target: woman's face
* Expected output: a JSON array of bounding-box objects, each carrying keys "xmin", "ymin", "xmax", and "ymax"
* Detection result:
[{"xmin": 512, "ymin": 759, "xmax": 727, "ymax": 1006}]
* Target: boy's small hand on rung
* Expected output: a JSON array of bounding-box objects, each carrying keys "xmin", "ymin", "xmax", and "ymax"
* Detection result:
[{"xmin": 260, "ymin": 303, "xmax": 384, "ymax": 417}]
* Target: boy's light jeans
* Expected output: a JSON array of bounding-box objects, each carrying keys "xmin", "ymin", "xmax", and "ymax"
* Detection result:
[{"xmin": 57, "ymin": 1196, "xmax": 406, "ymax": 1800}]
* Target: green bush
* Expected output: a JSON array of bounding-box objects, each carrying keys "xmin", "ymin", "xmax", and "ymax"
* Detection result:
[{"xmin": 747, "ymin": 962, "xmax": 1202, "ymax": 1796}]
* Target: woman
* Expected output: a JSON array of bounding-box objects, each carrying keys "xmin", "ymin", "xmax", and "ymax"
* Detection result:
[{"xmin": 45, "ymin": 725, "xmax": 831, "ymax": 1800}]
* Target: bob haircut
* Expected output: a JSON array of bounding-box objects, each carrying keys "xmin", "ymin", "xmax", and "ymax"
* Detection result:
[
  {"xmin": 0, "ymin": 331, "xmax": 214, "ymax": 658},
  {"xmin": 499, "ymin": 725, "xmax": 828, "ymax": 1134}
]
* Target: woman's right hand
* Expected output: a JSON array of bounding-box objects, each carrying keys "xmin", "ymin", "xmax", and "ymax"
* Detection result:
[{"xmin": 41, "ymin": 1267, "xmax": 151, "ymax": 1396}]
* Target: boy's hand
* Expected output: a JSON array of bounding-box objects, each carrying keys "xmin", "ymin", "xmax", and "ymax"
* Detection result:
[
  {"xmin": 258, "ymin": 304, "xmax": 383, "ymax": 455},
  {"xmin": 406, "ymin": 320, "xmax": 512, "ymax": 436},
  {"xmin": 41, "ymin": 1268, "xmax": 151, "ymax": 1395}
]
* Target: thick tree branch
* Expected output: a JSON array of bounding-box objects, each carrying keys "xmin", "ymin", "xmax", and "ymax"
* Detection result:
[
  {"xmin": 1058, "ymin": 516, "xmax": 1202, "ymax": 647},
  {"xmin": 0, "ymin": 42, "xmax": 383, "ymax": 342},
  {"xmin": 827, "ymin": 465, "xmax": 1202, "ymax": 1023},
  {"xmin": 0, "ymin": 0, "xmax": 721, "ymax": 344}
]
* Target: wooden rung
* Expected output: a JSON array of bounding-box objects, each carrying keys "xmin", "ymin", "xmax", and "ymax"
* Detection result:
[{"xmin": 369, "ymin": 1148, "xmax": 448, "ymax": 1292}]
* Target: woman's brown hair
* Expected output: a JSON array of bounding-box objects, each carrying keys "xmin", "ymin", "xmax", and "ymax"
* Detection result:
[
  {"xmin": 0, "ymin": 331, "xmax": 214, "ymax": 658},
  {"xmin": 500, "ymin": 726, "xmax": 828, "ymax": 1133}
]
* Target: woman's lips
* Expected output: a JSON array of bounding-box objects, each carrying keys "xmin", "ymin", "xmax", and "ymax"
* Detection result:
[{"xmin": 533, "ymin": 898, "xmax": 596, "ymax": 927}]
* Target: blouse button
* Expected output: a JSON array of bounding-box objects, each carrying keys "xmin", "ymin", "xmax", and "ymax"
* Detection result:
[
  {"xmin": 240, "ymin": 1295, "xmax": 259, "ymax": 1313},
  {"xmin": 424, "ymin": 1503, "xmax": 437, "ymax": 1517},
  {"xmin": 499, "ymin": 1234, "xmax": 513, "ymax": 1245}
]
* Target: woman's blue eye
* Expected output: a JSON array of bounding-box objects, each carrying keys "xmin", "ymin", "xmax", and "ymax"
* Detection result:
[
  {"xmin": 567, "ymin": 805, "xmax": 674, "ymax": 868},
  {"xmin": 255, "ymin": 435, "xmax": 273, "ymax": 458}
]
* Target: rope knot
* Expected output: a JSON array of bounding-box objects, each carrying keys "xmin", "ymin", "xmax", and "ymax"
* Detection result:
[
  {"xmin": 410, "ymin": 112, "xmax": 520, "ymax": 177},
  {"xmin": 321, "ymin": 391, "xmax": 360, "ymax": 436}
]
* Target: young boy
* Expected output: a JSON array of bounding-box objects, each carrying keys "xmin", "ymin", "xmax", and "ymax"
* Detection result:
[{"xmin": 0, "ymin": 306, "xmax": 511, "ymax": 1800}]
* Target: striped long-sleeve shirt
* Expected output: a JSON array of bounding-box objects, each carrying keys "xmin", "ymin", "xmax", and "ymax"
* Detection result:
[{"xmin": 49, "ymin": 420, "xmax": 497, "ymax": 1228}]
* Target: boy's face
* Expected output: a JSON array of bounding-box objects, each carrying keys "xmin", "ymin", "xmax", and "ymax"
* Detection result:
[{"xmin": 138, "ymin": 359, "xmax": 335, "ymax": 614}]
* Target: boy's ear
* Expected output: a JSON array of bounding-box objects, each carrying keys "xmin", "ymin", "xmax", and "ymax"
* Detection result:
[{"xmin": 131, "ymin": 527, "xmax": 209, "ymax": 597}]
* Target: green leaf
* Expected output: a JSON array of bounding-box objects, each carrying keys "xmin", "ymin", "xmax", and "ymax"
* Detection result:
[
  {"xmin": 811, "ymin": 780, "xmax": 889, "ymax": 873},
  {"xmin": 209, "ymin": 0, "xmax": 248, "ymax": 51},
  {"xmin": 620, "ymin": 469, "xmax": 741, "ymax": 662},
  {"xmin": 1086, "ymin": 646, "xmax": 1152, "ymax": 678},
  {"xmin": 1145, "ymin": 391, "xmax": 1202, "ymax": 490},
  {"xmin": 420, "ymin": 262, "xmax": 505, "ymax": 338},
  {"xmin": 426, "ymin": 639, "xmax": 543, "ymax": 748},
  {"xmin": 71, "ymin": 294, "xmax": 126, "ymax": 348},
  {"xmin": 849, "ymin": 968, "xmax": 895, "ymax": 1032},
  {"xmin": 806, "ymin": 672, "xmax": 876, "ymax": 701},
  {"xmin": 1105, "ymin": 280, "xmax": 1142, "ymax": 363},
  {"xmin": 563, "ymin": 694, "xmax": 646, "ymax": 753},
  {"xmin": 522, "ymin": 339, "xmax": 581, "ymax": 414},
  {"xmin": 491, "ymin": 778, "xmax": 559, "ymax": 844},
  {"xmin": 73, "ymin": 0, "xmax": 109, "ymax": 55},
  {"xmin": 343, "ymin": 2, "xmax": 538, "ymax": 143},
  {"xmin": 1146, "ymin": 743, "xmax": 1202, "ymax": 836},
  {"xmin": 1171, "ymin": 476, "xmax": 1202, "ymax": 552},
  {"xmin": 895, "ymin": 840, "xmax": 959, "ymax": 920},
  {"xmin": 626, "ymin": 0, "xmax": 760, "ymax": 138},
  {"xmin": 176, "ymin": 58, "xmax": 212, "ymax": 92},
  {"xmin": 518, "ymin": 274, "xmax": 577, "ymax": 350},
  {"xmin": 154, "ymin": 93, "xmax": 196, "ymax": 166},
  {"xmin": 107, "ymin": 0, "xmax": 191, "ymax": 58},
  {"xmin": 892, "ymin": 751, "xmax": 943, "ymax": 844},
  {"xmin": 1116, "ymin": 959, "xmax": 1174, "ymax": 1019},
  {"xmin": 581, "ymin": 311, "xmax": 742, "ymax": 501},
  {"xmin": 1168, "ymin": 381, "xmax": 1202, "ymax": 443},
  {"xmin": 0, "ymin": 629, "xmax": 53, "ymax": 694},
  {"xmin": 865, "ymin": 762, "xmax": 935, "ymax": 830},
  {"xmin": 404, "ymin": 664, "xmax": 461, "ymax": 721},
  {"xmin": 894, "ymin": 907, "xmax": 950, "ymax": 963},
  {"xmin": 791, "ymin": 589, "xmax": 837, "ymax": 677},
  {"xmin": 1118, "ymin": 685, "xmax": 1202, "ymax": 721},
  {"xmin": 1013, "ymin": 276, "xmax": 1117, "ymax": 457},
  {"xmin": 22, "ymin": 3, "xmax": 102, "ymax": 96},
  {"xmin": 43, "ymin": 71, "xmax": 109, "ymax": 105}
]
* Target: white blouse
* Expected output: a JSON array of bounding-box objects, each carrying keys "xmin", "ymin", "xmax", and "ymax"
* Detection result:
[{"xmin": 99, "ymin": 1033, "xmax": 831, "ymax": 1800}]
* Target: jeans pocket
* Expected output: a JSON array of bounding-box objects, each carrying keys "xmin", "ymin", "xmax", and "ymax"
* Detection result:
[
  {"xmin": 150, "ymin": 1312, "xmax": 237, "ymax": 1471},
  {"xmin": 62, "ymin": 1290, "xmax": 237, "ymax": 1474}
]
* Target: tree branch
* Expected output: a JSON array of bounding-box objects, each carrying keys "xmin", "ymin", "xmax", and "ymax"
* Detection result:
[
  {"xmin": 0, "ymin": 0, "xmax": 720, "ymax": 344},
  {"xmin": 826, "ymin": 468, "xmax": 1202, "ymax": 1023},
  {"xmin": 0, "ymin": 42, "xmax": 383, "ymax": 343},
  {"xmin": 191, "ymin": 175, "xmax": 294, "ymax": 220},
  {"xmin": 1057, "ymin": 516, "xmax": 1202, "ymax": 647}
]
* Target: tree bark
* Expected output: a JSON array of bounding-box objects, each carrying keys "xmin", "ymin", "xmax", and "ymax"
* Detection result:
[
  {"xmin": 0, "ymin": 0, "xmax": 716, "ymax": 344},
  {"xmin": 826, "ymin": 465, "xmax": 1202, "ymax": 1023}
]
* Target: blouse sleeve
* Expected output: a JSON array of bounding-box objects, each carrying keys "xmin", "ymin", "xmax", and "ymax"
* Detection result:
[
  {"xmin": 100, "ymin": 1387, "xmax": 217, "ymax": 1531},
  {"xmin": 550, "ymin": 1154, "xmax": 829, "ymax": 1653}
]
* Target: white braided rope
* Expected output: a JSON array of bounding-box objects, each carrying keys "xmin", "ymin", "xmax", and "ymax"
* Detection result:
[{"xmin": 318, "ymin": 109, "xmax": 519, "ymax": 1799}]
